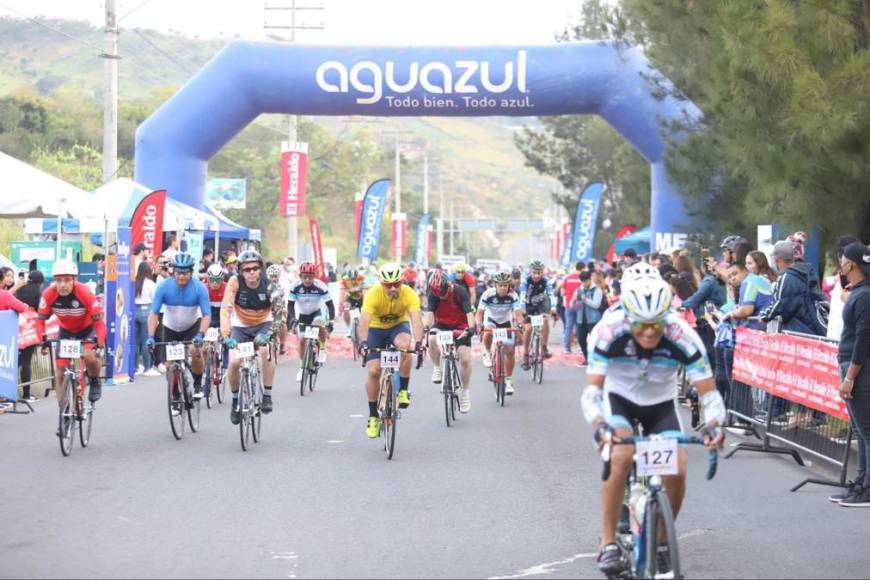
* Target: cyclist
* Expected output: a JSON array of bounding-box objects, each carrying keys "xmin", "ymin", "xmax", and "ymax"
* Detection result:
[
  {"xmin": 145, "ymin": 253, "xmax": 211, "ymax": 401},
  {"xmin": 203, "ymin": 263, "xmax": 229, "ymax": 383},
  {"xmin": 358, "ymin": 262, "xmax": 425, "ymax": 438},
  {"xmin": 450, "ymin": 262, "xmax": 477, "ymax": 306},
  {"xmin": 579, "ymin": 274, "xmax": 725, "ymax": 576},
  {"xmin": 476, "ymin": 270, "xmax": 524, "ymax": 395},
  {"xmin": 510, "ymin": 268, "xmax": 522, "ymax": 293},
  {"xmin": 426, "ymin": 270, "xmax": 475, "ymax": 413},
  {"xmin": 520, "ymin": 260, "xmax": 556, "ymax": 368},
  {"xmin": 287, "ymin": 261, "xmax": 336, "ymax": 383},
  {"xmin": 37, "ymin": 260, "xmax": 106, "ymax": 410},
  {"xmin": 221, "ymin": 250, "xmax": 278, "ymax": 422},
  {"xmin": 266, "ymin": 264, "xmax": 288, "ymax": 355},
  {"xmin": 402, "ymin": 262, "xmax": 419, "ymax": 288},
  {"xmin": 339, "ymin": 266, "xmax": 367, "ymax": 338}
]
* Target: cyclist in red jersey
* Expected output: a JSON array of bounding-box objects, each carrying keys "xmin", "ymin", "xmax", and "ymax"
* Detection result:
[{"xmin": 36, "ymin": 260, "xmax": 107, "ymax": 407}]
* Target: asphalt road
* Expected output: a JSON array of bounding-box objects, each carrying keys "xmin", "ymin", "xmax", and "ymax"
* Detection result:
[{"xmin": 1, "ymin": 337, "xmax": 867, "ymax": 579}]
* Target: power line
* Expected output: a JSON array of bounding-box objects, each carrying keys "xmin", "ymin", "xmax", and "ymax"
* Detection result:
[
  {"xmin": 118, "ymin": 0, "xmax": 154, "ymax": 22},
  {"xmin": 0, "ymin": 3, "xmax": 106, "ymax": 54}
]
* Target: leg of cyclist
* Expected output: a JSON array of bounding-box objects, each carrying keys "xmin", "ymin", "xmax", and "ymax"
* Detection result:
[
  {"xmin": 598, "ymin": 425, "xmax": 634, "ymax": 574},
  {"xmin": 189, "ymin": 343, "xmax": 204, "ymax": 397},
  {"xmin": 316, "ymin": 318, "xmax": 328, "ymax": 357},
  {"xmin": 227, "ymin": 347, "xmax": 243, "ymax": 424},
  {"xmin": 521, "ymin": 321, "xmax": 532, "ymax": 369},
  {"xmin": 505, "ymin": 336, "xmax": 517, "ymax": 394},
  {"xmin": 481, "ymin": 323, "xmax": 494, "ymax": 367},
  {"xmin": 365, "ymin": 357, "xmax": 382, "ymax": 438},
  {"xmin": 52, "ymin": 357, "xmax": 68, "ymax": 408},
  {"xmin": 458, "ymin": 344, "xmax": 473, "ymax": 412},
  {"xmin": 393, "ymin": 329, "xmax": 413, "ymax": 409},
  {"xmin": 542, "ymin": 314, "xmax": 552, "ymax": 358},
  {"xmin": 277, "ymin": 320, "xmax": 287, "ymax": 355},
  {"xmin": 83, "ymin": 347, "xmax": 103, "ymax": 402},
  {"xmin": 428, "ymin": 331, "xmax": 442, "ymax": 383}
]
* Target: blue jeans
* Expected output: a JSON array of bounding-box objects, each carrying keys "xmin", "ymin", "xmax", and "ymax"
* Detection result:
[
  {"xmin": 562, "ymin": 307, "xmax": 577, "ymax": 352},
  {"xmin": 841, "ymin": 362, "xmax": 870, "ymax": 486},
  {"xmin": 135, "ymin": 305, "xmax": 153, "ymax": 370}
]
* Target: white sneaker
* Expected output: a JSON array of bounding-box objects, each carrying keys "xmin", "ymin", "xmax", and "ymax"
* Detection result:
[
  {"xmin": 135, "ymin": 365, "xmax": 145, "ymax": 376},
  {"xmin": 144, "ymin": 368, "xmax": 161, "ymax": 377},
  {"xmin": 157, "ymin": 363, "xmax": 166, "ymax": 373},
  {"xmin": 459, "ymin": 388, "xmax": 471, "ymax": 413},
  {"xmin": 296, "ymin": 369, "xmax": 303, "ymax": 382},
  {"xmin": 431, "ymin": 366, "xmax": 443, "ymax": 384},
  {"xmin": 504, "ymin": 378, "xmax": 515, "ymax": 396},
  {"xmin": 317, "ymin": 350, "xmax": 328, "ymax": 364},
  {"xmin": 482, "ymin": 351, "xmax": 492, "ymax": 367}
]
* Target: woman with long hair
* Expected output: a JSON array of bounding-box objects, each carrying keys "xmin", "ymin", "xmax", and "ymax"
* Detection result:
[
  {"xmin": 675, "ymin": 254, "xmax": 701, "ymax": 292},
  {"xmin": 134, "ymin": 261, "xmax": 159, "ymax": 376},
  {"xmin": 746, "ymin": 250, "xmax": 777, "ymax": 283}
]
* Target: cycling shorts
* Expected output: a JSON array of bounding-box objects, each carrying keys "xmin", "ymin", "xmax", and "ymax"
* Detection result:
[
  {"xmin": 524, "ymin": 303, "xmax": 550, "ymax": 316},
  {"xmin": 160, "ymin": 321, "xmax": 201, "ymax": 344},
  {"xmin": 606, "ymin": 393, "xmax": 682, "ymax": 435},
  {"xmin": 366, "ymin": 322, "xmax": 411, "ymax": 363},
  {"xmin": 230, "ymin": 321, "xmax": 274, "ymax": 343},
  {"xmin": 209, "ymin": 306, "xmax": 221, "ymax": 328},
  {"xmin": 296, "ymin": 312, "xmax": 325, "ymax": 330}
]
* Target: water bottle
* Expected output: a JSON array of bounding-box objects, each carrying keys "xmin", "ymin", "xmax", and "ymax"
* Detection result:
[{"xmin": 628, "ymin": 482, "xmax": 646, "ymax": 536}]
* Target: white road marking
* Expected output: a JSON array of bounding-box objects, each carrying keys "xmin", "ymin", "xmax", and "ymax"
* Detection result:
[
  {"xmin": 487, "ymin": 552, "xmax": 597, "ymax": 579},
  {"xmin": 349, "ymin": 414, "xmax": 365, "ymax": 418},
  {"xmin": 327, "ymin": 440, "xmax": 345, "ymax": 444}
]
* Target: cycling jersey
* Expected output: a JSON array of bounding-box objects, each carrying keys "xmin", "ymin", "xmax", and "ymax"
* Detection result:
[
  {"xmin": 37, "ymin": 282, "xmax": 106, "ymax": 345},
  {"xmin": 268, "ymin": 282, "xmax": 287, "ymax": 320},
  {"xmin": 150, "ymin": 277, "xmax": 210, "ymax": 333},
  {"xmin": 362, "ymin": 284, "xmax": 421, "ymax": 329},
  {"xmin": 449, "ymin": 271, "xmax": 474, "ymax": 292},
  {"xmin": 207, "ymin": 282, "xmax": 226, "ymax": 327},
  {"xmin": 341, "ymin": 275, "xmax": 366, "ymax": 301},
  {"xmin": 479, "ymin": 287, "xmax": 522, "ymax": 325},
  {"xmin": 428, "ymin": 285, "xmax": 472, "ymax": 329},
  {"xmin": 519, "ymin": 276, "xmax": 554, "ymax": 312},
  {"xmin": 288, "ymin": 279, "xmax": 335, "ymax": 320},
  {"xmin": 221, "ymin": 275, "xmax": 273, "ymax": 332},
  {"xmin": 587, "ymin": 309, "xmax": 713, "ymax": 407}
]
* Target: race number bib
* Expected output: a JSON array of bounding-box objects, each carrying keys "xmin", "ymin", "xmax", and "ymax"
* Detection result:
[
  {"xmin": 530, "ymin": 315, "xmax": 544, "ymax": 328},
  {"xmin": 493, "ymin": 328, "xmax": 509, "ymax": 343},
  {"xmin": 58, "ymin": 340, "xmax": 82, "ymax": 359},
  {"xmin": 303, "ymin": 325, "xmax": 320, "ymax": 340},
  {"xmin": 349, "ymin": 308, "xmax": 361, "ymax": 320},
  {"xmin": 380, "ymin": 350, "xmax": 401, "ymax": 369},
  {"xmin": 165, "ymin": 343, "xmax": 186, "ymax": 361},
  {"xmin": 635, "ymin": 438, "xmax": 679, "ymax": 476},
  {"xmin": 204, "ymin": 328, "xmax": 220, "ymax": 342},
  {"xmin": 437, "ymin": 331, "xmax": 454, "ymax": 347},
  {"xmin": 237, "ymin": 342, "xmax": 255, "ymax": 357}
]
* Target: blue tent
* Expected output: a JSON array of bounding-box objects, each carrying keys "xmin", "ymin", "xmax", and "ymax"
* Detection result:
[{"xmin": 614, "ymin": 226, "xmax": 651, "ymax": 255}]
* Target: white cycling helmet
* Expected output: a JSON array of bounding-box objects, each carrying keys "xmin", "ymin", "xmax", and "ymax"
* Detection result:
[
  {"xmin": 620, "ymin": 276, "xmax": 673, "ymax": 323},
  {"xmin": 266, "ymin": 264, "xmax": 282, "ymax": 278},
  {"xmin": 623, "ymin": 262, "xmax": 661, "ymax": 283},
  {"xmin": 206, "ymin": 263, "xmax": 224, "ymax": 281},
  {"xmin": 52, "ymin": 259, "xmax": 78, "ymax": 277}
]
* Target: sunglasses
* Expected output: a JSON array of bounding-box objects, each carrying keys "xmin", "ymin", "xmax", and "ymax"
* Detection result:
[
  {"xmin": 631, "ymin": 320, "xmax": 665, "ymax": 333},
  {"xmin": 174, "ymin": 269, "xmax": 193, "ymax": 276},
  {"xmin": 242, "ymin": 266, "xmax": 261, "ymax": 274},
  {"xmin": 382, "ymin": 281, "xmax": 402, "ymax": 289}
]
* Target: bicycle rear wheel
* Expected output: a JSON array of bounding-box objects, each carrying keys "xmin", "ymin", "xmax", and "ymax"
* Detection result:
[
  {"xmin": 350, "ymin": 319, "xmax": 359, "ymax": 361},
  {"xmin": 381, "ymin": 375, "xmax": 397, "ymax": 460},
  {"xmin": 451, "ymin": 361, "xmax": 461, "ymax": 419},
  {"xmin": 239, "ymin": 371, "xmax": 252, "ymax": 451},
  {"xmin": 643, "ymin": 492, "xmax": 681, "ymax": 580},
  {"xmin": 442, "ymin": 360, "xmax": 452, "ymax": 428},
  {"xmin": 299, "ymin": 340, "xmax": 312, "ymax": 397},
  {"xmin": 251, "ymin": 373, "xmax": 262, "ymax": 444},
  {"xmin": 216, "ymin": 354, "xmax": 226, "ymax": 404},
  {"xmin": 187, "ymin": 380, "xmax": 201, "ymax": 433},
  {"xmin": 79, "ymin": 397, "xmax": 94, "ymax": 448},
  {"xmin": 308, "ymin": 342, "xmax": 319, "ymax": 393},
  {"xmin": 58, "ymin": 374, "xmax": 75, "ymax": 456},
  {"xmin": 168, "ymin": 368, "xmax": 185, "ymax": 440}
]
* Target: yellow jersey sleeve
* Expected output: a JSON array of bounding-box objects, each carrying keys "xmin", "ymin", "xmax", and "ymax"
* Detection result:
[{"xmin": 363, "ymin": 284, "xmax": 420, "ymax": 329}]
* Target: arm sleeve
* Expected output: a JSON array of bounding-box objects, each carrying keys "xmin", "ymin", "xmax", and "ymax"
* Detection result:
[
  {"xmin": 325, "ymin": 298, "xmax": 336, "ymax": 321},
  {"xmin": 35, "ymin": 288, "xmax": 53, "ymax": 339},
  {"xmin": 0, "ymin": 290, "xmax": 27, "ymax": 313},
  {"xmin": 428, "ymin": 293, "xmax": 439, "ymax": 313},
  {"xmin": 198, "ymin": 284, "xmax": 211, "ymax": 317},
  {"xmin": 82, "ymin": 287, "xmax": 107, "ymax": 346},
  {"xmin": 458, "ymin": 286, "xmax": 473, "ymax": 313},
  {"xmin": 682, "ymin": 277, "xmax": 713, "ymax": 310},
  {"xmin": 586, "ymin": 323, "xmax": 609, "ymax": 375},
  {"xmin": 851, "ymin": 294, "xmax": 870, "ymax": 366}
]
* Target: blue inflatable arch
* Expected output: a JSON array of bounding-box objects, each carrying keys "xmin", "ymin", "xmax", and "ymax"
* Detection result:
[{"xmin": 134, "ymin": 41, "xmax": 702, "ymax": 251}]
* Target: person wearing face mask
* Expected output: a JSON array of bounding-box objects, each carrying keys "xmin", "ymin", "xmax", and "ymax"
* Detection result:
[{"xmin": 827, "ymin": 236, "xmax": 861, "ymax": 341}]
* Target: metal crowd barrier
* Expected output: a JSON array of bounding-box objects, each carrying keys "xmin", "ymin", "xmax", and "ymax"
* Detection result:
[{"xmin": 3, "ymin": 350, "xmax": 55, "ymax": 415}]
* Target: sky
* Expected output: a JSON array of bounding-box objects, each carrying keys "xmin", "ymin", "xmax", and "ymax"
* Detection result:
[{"xmin": 0, "ymin": 0, "xmax": 583, "ymax": 44}]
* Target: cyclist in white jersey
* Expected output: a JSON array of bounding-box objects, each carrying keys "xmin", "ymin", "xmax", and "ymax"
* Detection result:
[
  {"xmin": 476, "ymin": 270, "xmax": 524, "ymax": 395},
  {"xmin": 580, "ymin": 274, "xmax": 725, "ymax": 576},
  {"xmin": 287, "ymin": 262, "xmax": 336, "ymax": 383}
]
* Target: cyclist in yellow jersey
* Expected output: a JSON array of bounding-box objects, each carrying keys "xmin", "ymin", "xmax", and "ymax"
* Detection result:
[{"xmin": 357, "ymin": 262, "xmax": 425, "ymax": 439}]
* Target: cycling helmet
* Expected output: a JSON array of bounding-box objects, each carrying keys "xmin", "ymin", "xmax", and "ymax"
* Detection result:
[
  {"xmin": 623, "ymin": 262, "xmax": 661, "ymax": 283},
  {"xmin": 52, "ymin": 259, "xmax": 78, "ymax": 277},
  {"xmin": 492, "ymin": 270, "xmax": 512, "ymax": 285},
  {"xmin": 237, "ymin": 250, "xmax": 263, "ymax": 266},
  {"xmin": 429, "ymin": 270, "xmax": 449, "ymax": 296},
  {"xmin": 206, "ymin": 264, "xmax": 224, "ymax": 282},
  {"xmin": 378, "ymin": 262, "xmax": 402, "ymax": 284},
  {"xmin": 719, "ymin": 235, "xmax": 748, "ymax": 252},
  {"xmin": 172, "ymin": 252, "xmax": 196, "ymax": 271},
  {"xmin": 620, "ymin": 277, "xmax": 673, "ymax": 324},
  {"xmin": 529, "ymin": 260, "xmax": 545, "ymax": 272},
  {"xmin": 299, "ymin": 261, "xmax": 317, "ymax": 275},
  {"xmin": 345, "ymin": 268, "xmax": 359, "ymax": 280},
  {"xmin": 511, "ymin": 268, "xmax": 522, "ymax": 279},
  {"xmin": 266, "ymin": 264, "xmax": 282, "ymax": 278},
  {"xmin": 453, "ymin": 262, "xmax": 468, "ymax": 274}
]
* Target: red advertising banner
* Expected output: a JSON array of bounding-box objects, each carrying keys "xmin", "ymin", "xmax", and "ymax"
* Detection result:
[
  {"xmin": 425, "ymin": 227, "xmax": 433, "ymax": 267},
  {"xmin": 562, "ymin": 222, "xmax": 571, "ymax": 251},
  {"xmin": 309, "ymin": 217, "xmax": 325, "ymax": 281},
  {"xmin": 392, "ymin": 213, "xmax": 407, "ymax": 261},
  {"xmin": 607, "ymin": 224, "xmax": 638, "ymax": 264},
  {"xmin": 354, "ymin": 194, "xmax": 364, "ymax": 244},
  {"xmin": 279, "ymin": 145, "xmax": 308, "ymax": 217},
  {"xmin": 733, "ymin": 328, "xmax": 849, "ymax": 422},
  {"xmin": 130, "ymin": 189, "xmax": 166, "ymax": 257}
]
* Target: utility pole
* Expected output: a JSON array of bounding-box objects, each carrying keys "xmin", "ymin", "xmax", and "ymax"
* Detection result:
[
  {"xmin": 102, "ymin": 0, "xmax": 119, "ymax": 183},
  {"xmin": 437, "ymin": 173, "xmax": 445, "ymax": 259},
  {"xmin": 264, "ymin": 1, "xmax": 324, "ymax": 260},
  {"xmin": 449, "ymin": 199, "xmax": 455, "ymax": 255}
]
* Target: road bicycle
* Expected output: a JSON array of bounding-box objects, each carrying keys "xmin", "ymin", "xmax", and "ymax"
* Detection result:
[
  {"xmin": 599, "ymin": 430, "xmax": 719, "ymax": 579},
  {"xmin": 202, "ymin": 328, "xmax": 226, "ymax": 408},
  {"xmin": 233, "ymin": 339, "xmax": 268, "ymax": 452},
  {"xmin": 347, "ymin": 305, "xmax": 362, "ymax": 361},
  {"xmin": 297, "ymin": 323, "xmax": 325, "ymax": 396},
  {"xmin": 361, "ymin": 344, "xmax": 423, "ymax": 460},
  {"xmin": 154, "ymin": 340, "xmax": 200, "ymax": 440},
  {"xmin": 52, "ymin": 338, "xmax": 99, "ymax": 457},
  {"xmin": 527, "ymin": 314, "xmax": 546, "ymax": 384},
  {"xmin": 431, "ymin": 329, "xmax": 466, "ymax": 427},
  {"xmin": 483, "ymin": 327, "xmax": 520, "ymax": 407}
]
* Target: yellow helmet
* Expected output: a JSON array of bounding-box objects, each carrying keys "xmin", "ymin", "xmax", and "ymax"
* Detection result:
[{"xmin": 378, "ymin": 262, "xmax": 402, "ymax": 284}]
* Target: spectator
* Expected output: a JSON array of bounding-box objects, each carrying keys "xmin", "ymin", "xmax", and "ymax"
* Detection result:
[
  {"xmin": 746, "ymin": 250, "xmax": 777, "ymax": 284},
  {"xmin": 571, "ymin": 271, "xmax": 603, "ymax": 365},
  {"xmin": 201, "ymin": 248, "xmax": 214, "ymax": 270},
  {"xmin": 132, "ymin": 242, "xmax": 150, "ymax": 271},
  {"xmin": 1, "ymin": 266, "xmax": 23, "ymax": 293},
  {"xmin": 224, "ymin": 254, "xmax": 239, "ymax": 279},
  {"xmin": 788, "ymin": 230, "xmax": 821, "ymax": 293},
  {"xmin": 154, "ymin": 255, "xmax": 171, "ymax": 282},
  {"xmin": 13, "ymin": 271, "xmax": 41, "ymax": 402},
  {"xmin": 163, "ymin": 234, "xmax": 180, "ymax": 262},
  {"xmin": 92, "ymin": 253, "xmax": 105, "ymax": 296},
  {"xmin": 760, "ymin": 241, "xmax": 826, "ymax": 335},
  {"xmin": 683, "ymin": 253, "xmax": 727, "ymax": 368},
  {"xmin": 134, "ymin": 261, "xmax": 159, "ymax": 376},
  {"xmin": 676, "ymin": 255, "xmax": 701, "ymax": 291},
  {"xmin": 621, "ymin": 248, "xmax": 638, "ymax": 266},
  {"xmin": 828, "ymin": 236, "xmax": 861, "ymax": 341},
  {"xmin": 722, "ymin": 261, "xmax": 773, "ymax": 331},
  {"xmin": 560, "ymin": 262, "xmax": 583, "ymax": 354},
  {"xmin": 835, "ymin": 241, "xmax": 870, "ymax": 506}
]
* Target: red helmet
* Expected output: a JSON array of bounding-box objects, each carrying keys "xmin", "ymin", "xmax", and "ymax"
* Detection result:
[
  {"xmin": 429, "ymin": 271, "xmax": 449, "ymax": 297},
  {"xmin": 299, "ymin": 261, "xmax": 317, "ymax": 275}
]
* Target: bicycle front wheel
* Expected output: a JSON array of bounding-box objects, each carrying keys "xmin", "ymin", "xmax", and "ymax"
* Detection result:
[
  {"xmin": 443, "ymin": 360, "xmax": 452, "ymax": 428},
  {"xmin": 350, "ymin": 319, "xmax": 359, "ymax": 361},
  {"xmin": 79, "ymin": 399, "xmax": 94, "ymax": 448},
  {"xmin": 187, "ymin": 382, "xmax": 201, "ymax": 433},
  {"xmin": 643, "ymin": 492, "xmax": 681, "ymax": 580},
  {"xmin": 168, "ymin": 368, "xmax": 185, "ymax": 440},
  {"xmin": 382, "ymin": 375, "xmax": 397, "ymax": 460},
  {"xmin": 308, "ymin": 342, "xmax": 319, "ymax": 393},
  {"xmin": 239, "ymin": 371, "xmax": 252, "ymax": 451},
  {"xmin": 251, "ymin": 375, "xmax": 262, "ymax": 444},
  {"xmin": 58, "ymin": 374, "xmax": 75, "ymax": 456}
]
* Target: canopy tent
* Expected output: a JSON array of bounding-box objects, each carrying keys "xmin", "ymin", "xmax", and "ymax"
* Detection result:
[
  {"xmin": 0, "ymin": 151, "xmax": 96, "ymax": 218},
  {"xmin": 204, "ymin": 205, "xmax": 261, "ymax": 242},
  {"xmin": 614, "ymin": 226, "xmax": 651, "ymax": 256}
]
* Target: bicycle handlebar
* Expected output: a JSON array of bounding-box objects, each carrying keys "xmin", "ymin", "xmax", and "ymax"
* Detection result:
[
  {"xmin": 599, "ymin": 432, "xmax": 719, "ymax": 482},
  {"xmin": 359, "ymin": 346, "xmax": 424, "ymax": 369}
]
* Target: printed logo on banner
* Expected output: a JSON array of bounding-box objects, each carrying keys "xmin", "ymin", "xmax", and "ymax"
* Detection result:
[
  {"xmin": 357, "ymin": 179, "xmax": 391, "ymax": 262},
  {"xmin": 315, "ymin": 51, "xmax": 531, "ymax": 111},
  {"xmin": 0, "ymin": 312, "xmax": 19, "ymax": 402},
  {"xmin": 571, "ymin": 182, "xmax": 604, "ymax": 263}
]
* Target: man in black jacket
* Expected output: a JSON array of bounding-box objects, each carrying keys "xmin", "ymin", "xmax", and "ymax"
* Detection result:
[
  {"xmin": 760, "ymin": 241, "xmax": 826, "ymax": 335},
  {"xmin": 833, "ymin": 242, "xmax": 870, "ymax": 507}
]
